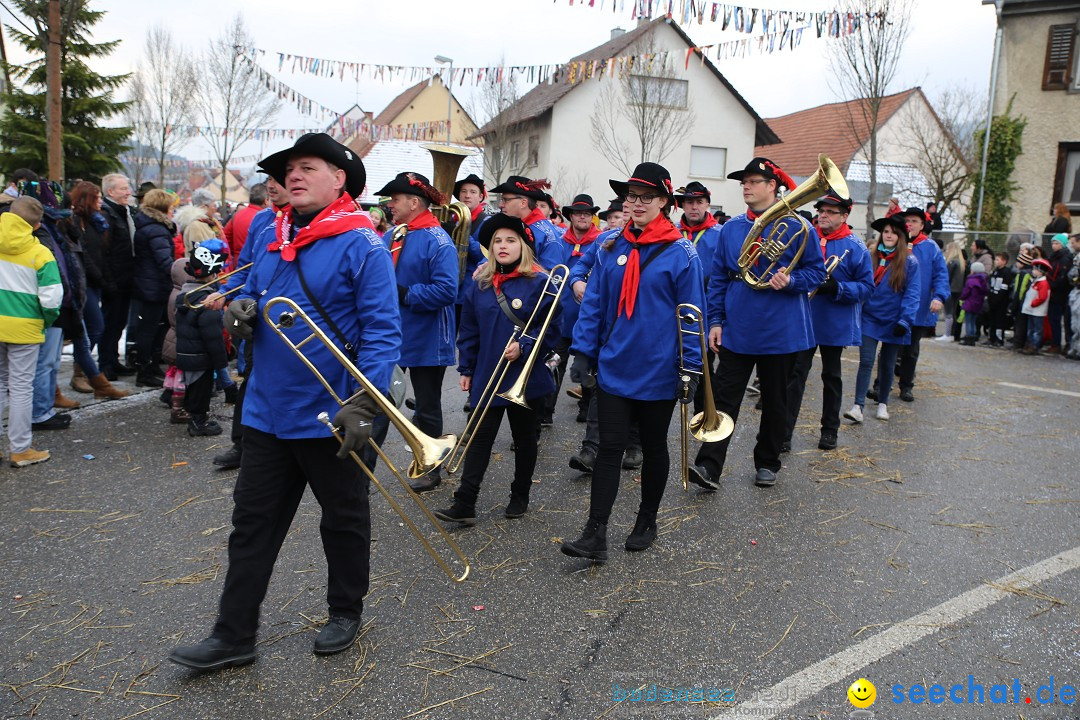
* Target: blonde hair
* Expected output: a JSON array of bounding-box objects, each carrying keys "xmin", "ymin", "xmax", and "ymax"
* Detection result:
[
  {"xmin": 476, "ymin": 241, "xmax": 541, "ymax": 290},
  {"xmin": 944, "ymin": 239, "xmax": 966, "ymax": 274},
  {"xmin": 141, "ymin": 189, "xmax": 174, "ymax": 214}
]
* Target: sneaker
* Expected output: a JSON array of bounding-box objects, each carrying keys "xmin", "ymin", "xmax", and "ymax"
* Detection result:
[
  {"xmin": 31, "ymin": 413, "xmax": 70, "ymax": 431},
  {"xmin": 10, "ymin": 448, "xmax": 50, "ymax": 467},
  {"xmin": 844, "ymin": 405, "xmax": 863, "ymax": 424},
  {"xmin": 876, "ymin": 403, "xmax": 889, "ymax": 421},
  {"xmin": 746, "ymin": 379, "xmax": 760, "ymax": 396},
  {"xmin": 433, "ymin": 503, "xmax": 477, "ymax": 526},
  {"xmin": 569, "ymin": 447, "xmax": 596, "ymax": 473},
  {"xmin": 539, "ymin": 413, "xmax": 554, "ymax": 428},
  {"xmin": 504, "ymin": 496, "xmax": 528, "ymax": 519},
  {"xmin": 621, "ymin": 445, "xmax": 643, "ymax": 470}
]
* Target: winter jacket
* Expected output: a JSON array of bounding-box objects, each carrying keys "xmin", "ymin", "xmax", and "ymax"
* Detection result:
[
  {"xmin": 1047, "ymin": 247, "xmax": 1073, "ymax": 306},
  {"xmin": 909, "ymin": 236, "xmax": 950, "ymax": 327},
  {"xmin": 133, "ymin": 207, "xmax": 178, "ymax": 304},
  {"xmin": 455, "ymin": 213, "xmax": 490, "ymax": 306},
  {"xmin": 33, "ymin": 218, "xmax": 78, "ymax": 335},
  {"xmin": 572, "ymin": 235, "xmax": 705, "ymax": 401},
  {"xmin": 222, "ymin": 203, "xmax": 263, "ymax": 266},
  {"xmin": 1009, "ymin": 267, "xmax": 1033, "ymax": 315},
  {"xmin": 527, "ymin": 216, "xmax": 568, "ymax": 274},
  {"xmin": 0, "ymin": 212, "xmax": 62, "ymax": 343},
  {"xmin": 707, "ymin": 213, "xmax": 826, "ymax": 354},
  {"xmin": 987, "ymin": 265, "xmax": 1015, "ymax": 311},
  {"xmin": 383, "ymin": 222, "xmax": 458, "ymax": 368},
  {"xmin": 1043, "ymin": 215, "xmax": 1071, "ymax": 243},
  {"xmin": 959, "ymin": 272, "xmax": 989, "ymax": 314},
  {"xmin": 809, "ymin": 229, "xmax": 874, "ymax": 347},
  {"xmin": 100, "ymin": 198, "xmax": 135, "ymax": 296},
  {"xmin": 545, "ymin": 226, "xmax": 602, "ymax": 339},
  {"xmin": 1022, "ymin": 276, "xmax": 1050, "ymax": 317},
  {"xmin": 183, "ymin": 214, "xmax": 223, "ymax": 258},
  {"xmin": 163, "ymin": 258, "xmax": 195, "ymax": 366},
  {"xmin": 58, "ymin": 214, "xmax": 107, "ymax": 291},
  {"xmin": 238, "ymin": 218, "xmax": 400, "ymax": 439},
  {"xmin": 174, "ymin": 284, "xmax": 228, "ymax": 371},
  {"xmin": 680, "ymin": 221, "xmax": 722, "ymax": 287},
  {"xmin": 947, "ymin": 258, "xmax": 965, "ymax": 294},
  {"xmin": 457, "ymin": 272, "xmax": 560, "ymax": 408},
  {"xmin": 862, "ymin": 255, "xmax": 921, "ymax": 345},
  {"xmin": 219, "ymin": 207, "xmax": 276, "ymax": 296}
]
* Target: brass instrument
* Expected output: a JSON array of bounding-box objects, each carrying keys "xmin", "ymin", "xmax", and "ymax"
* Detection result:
[
  {"xmin": 737, "ymin": 154, "xmax": 849, "ymax": 290},
  {"xmin": 423, "ymin": 143, "xmax": 478, "ymax": 280},
  {"xmin": 445, "ymin": 264, "xmax": 571, "ymax": 474},
  {"xmin": 676, "ymin": 303, "xmax": 735, "ymax": 491},
  {"xmin": 263, "ymin": 296, "xmax": 469, "ymax": 583},
  {"xmin": 808, "ymin": 248, "xmax": 851, "ymax": 300},
  {"xmin": 182, "ymin": 263, "xmax": 253, "ymax": 309}
]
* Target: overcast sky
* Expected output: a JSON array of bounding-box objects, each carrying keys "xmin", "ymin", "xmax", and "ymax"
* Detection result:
[{"xmin": 2, "ymin": 0, "xmax": 998, "ymax": 166}]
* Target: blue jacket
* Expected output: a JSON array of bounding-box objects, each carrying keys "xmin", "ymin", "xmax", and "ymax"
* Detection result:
[
  {"xmin": 909, "ymin": 237, "xmax": 949, "ymax": 326},
  {"xmin": 707, "ymin": 213, "xmax": 826, "ymax": 355},
  {"xmin": 681, "ymin": 221, "xmax": 722, "ymax": 286},
  {"xmin": 546, "ymin": 230, "xmax": 601, "ymax": 339},
  {"xmin": 862, "ymin": 255, "xmax": 922, "ymax": 345},
  {"xmin": 572, "ymin": 235, "xmax": 705, "ymax": 401},
  {"xmin": 810, "ymin": 230, "xmax": 875, "ymax": 347},
  {"xmin": 132, "ymin": 208, "xmax": 177, "ymax": 304},
  {"xmin": 384, "ymin": 223, "xmax": 458, "ymax": 367},
  {"xmin": 528, "ymin": 216, "xmax": 566, "ymax": 273},
  {"xmin": 220, "ymin": 207, "xmax": 277, "ymax": 295},
  {"xmin": 567, "ymin": 236, "xmax": 604, "ymax": 286},
  {"xmin": 238, "ymin": 221, "xmax": 401, "ymax": 439},
  {"xmin": 457, "ymin": 273, "xmax": 560, "ymax": 408},
  {"xmin": 456, "ymin": 212, "xmax": 490, "ymax": 305}
]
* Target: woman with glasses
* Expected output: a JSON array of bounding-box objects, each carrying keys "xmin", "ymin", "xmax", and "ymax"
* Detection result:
[{"xmin": 561, "ymin": 162, "xmax": 705, "ymax": 563}]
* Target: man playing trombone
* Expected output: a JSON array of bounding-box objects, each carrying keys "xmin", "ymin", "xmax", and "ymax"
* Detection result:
[{"xmin": 168, "ymin": 133, "xmax": 400, "ymax": 671}]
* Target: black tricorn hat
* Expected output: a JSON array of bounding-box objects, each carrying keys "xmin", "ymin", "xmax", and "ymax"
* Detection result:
[
  {"xmin": 598, "ymin": 199, "xmax": 624, "ymax": 221},
  {"xmin": 815, "ymin": 189, "xmax": 853, "ymax": 212},
  {"xmin": 375, "ymin": 172, "xmax": 446, "ymax": 205},
  {"xmin": 870, "ymin": 216, "xmax": 909, "ymax": 240},
  {"xmin": 258, "ymin": 133, "xmax": 366, "ymax": 199},
  {"xmin": 609, "ymin": 162, "xmax": 674, "ymax": 199},
  {"xmin": 563, "ymin": 194, "xmax": 599, "ymax": 216},
  {"xmin": 453, "ymin": 173, "xmax": 485, "ymax": 200},
  {"xmin": 476, "ymin": 212, "xmax": 535, "ymax": 254},
  {"xmin": 727, "ymin": 157, "xmax": 797, "ymax": 191},
  {"xmin": 902, "ymin": 206, "xmax": 932, "ymax": 226},
  {"xmin": 490, "ymin": 176, "xmax": 551, "ymax": 201},
  {"xmin": 674, "ymin": 181, "xmax": 712, "ymax": 204}
]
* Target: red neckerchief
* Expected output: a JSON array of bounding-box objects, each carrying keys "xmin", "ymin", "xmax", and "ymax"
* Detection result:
[
  {"xmin": 874, "ymin": 250, "xmax": 897, "ymax": 285},
  {"xmin": 815, "ymin": 223, "xmax": 851, "ymax": 259},
  {"xmin": 746, "ymin": 207, "xmax": 760, "ymax": 222},
  {"xmin": 470, "ymin": 203, "xmax": 486, "ymax": 224},
  {"xmin": 389, "ymin": 210, "xmax": 441, "ymax": 267},
  {"xmin": 268, "ymin": 194, "xmax": 373, "ymax": 262},
  {"xmin": 679, "ymin": 212, "xmax": 717, "ymax": 243},
  {"xmin": 744, "ymin": 207, "xmax": 763, "ymax": 258},
  {"xmin": 617, "ymin": 214, "xmax": 682, "ymax": 319},
  {"xmin": 910, "ymin": 233, "xmax": 928, "ymax": 247},
  {"xmin": 492, "ymin": 263, "xmax": 542, "ymax": 295},
  {"xmin": 563, "ymin": 225, "xmax": 600, "ymax": 256},
  {"xmin": 522, "ymin": 207, "xmax": 547, "ymax": 227}
]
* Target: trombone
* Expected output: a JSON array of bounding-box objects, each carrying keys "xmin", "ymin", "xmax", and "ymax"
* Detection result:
[
  {"xmin": 445, "ymin": 264, "xmax": 570, "ymax": 474},
  {"xmin": 183, "ymin": 263, "xmax": 253, "ymax": 309},
  {"xmin": 262, "ymin": 296, "xmax": 470, "ymax": 583},
  {"xmin": 676, "ymin": 304, "xmax": 735, "ymax": 491}
]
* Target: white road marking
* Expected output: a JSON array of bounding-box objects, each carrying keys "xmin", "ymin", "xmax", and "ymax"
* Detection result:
[
  {"xmin": 997, "ymin": 381, "xmax": 1080, "ymax": 399},
  {"xmin": 710, "ymin": 544, "xmax": 1080, "ymax": 719}
]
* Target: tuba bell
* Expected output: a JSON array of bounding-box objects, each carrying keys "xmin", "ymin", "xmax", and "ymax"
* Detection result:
[{"xmin": 423, "ymin": 144, "xmax": 477, "ymax": 282}]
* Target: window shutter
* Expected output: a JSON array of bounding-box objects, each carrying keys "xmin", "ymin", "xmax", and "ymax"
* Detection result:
[{"xmin": 1043, "ymin": 24, "xmax": 1076, "ymax": 90}]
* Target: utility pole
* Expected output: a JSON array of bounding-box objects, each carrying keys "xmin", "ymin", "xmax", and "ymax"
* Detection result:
[{"xmin": 46, "ymin": 0, "xmax": 63, "ymax": 181}]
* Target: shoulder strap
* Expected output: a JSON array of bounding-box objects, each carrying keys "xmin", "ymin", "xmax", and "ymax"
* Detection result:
[
  {"xmin": 601, "ymin": 241, "xmax": 679, "ymax": 347},
  {"xmin": 294, "ymin": 251, "xmax": 357, "ymax": 362},
  {"xmin": 495, "ymin": 290, "xmax": 528, "ymax": 329}
]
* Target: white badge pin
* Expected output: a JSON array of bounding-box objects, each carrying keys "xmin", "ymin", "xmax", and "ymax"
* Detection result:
[
  {"xmin": 617, "ymin": 254, "xmax": 628, "ymax": 266},
  {"xmin": 511, "ymin": 298, "xmax": 523, "ymax": 310}
]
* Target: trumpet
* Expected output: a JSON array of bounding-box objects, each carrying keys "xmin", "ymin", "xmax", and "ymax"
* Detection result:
[
  {"xmin": 183, "ymin": 263, "xmax": 253, "ymax": 309},
  {"xmin": 808, "ymin": 248, "xmax": 850, "ymax": 300},
  {"xmin": 445, "ymin": 264, "xmax": 570, "ymax": 474},
  {"xmin": 263, "ymin": 296, "xmax": 469, "ymax": 583},
  {"xmin": 676, "ymin": 304, "xmax": 735, "ymax": 491}
]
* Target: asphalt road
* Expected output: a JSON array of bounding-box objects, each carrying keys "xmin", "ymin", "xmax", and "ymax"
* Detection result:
[{"xmin": 1, "ymin": 336, "xmax": 1078, "ymax": 720}]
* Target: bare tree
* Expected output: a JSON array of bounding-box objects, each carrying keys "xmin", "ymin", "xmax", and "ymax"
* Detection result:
[
  {"xmin": 134, "ymin": 25, "xmax": 196, "ymax": 187},
  {"xmin": 123, "ymin": 73, "xmax": 155, "ymax": 187},
  {"xmin": 195, "ymin": 16, "xmax": 279, "ymax": 205},
  {"xmin": 829, "ymin": 0, "xmax": 914, "ymax": 234},
  {"xmin": 548, "ymin": 162, "xmax": 591, "ymax": 203},
  {"xmin": 902, "ymin": 85, "xmax": 980, "ymax": 219},
  {"xmin": 467, "ymin": 62, "xmax": 529, "ymax": 186},
  {"xmin": 589, "ymin": 36, "xmax": 695, "ymax": 177}
]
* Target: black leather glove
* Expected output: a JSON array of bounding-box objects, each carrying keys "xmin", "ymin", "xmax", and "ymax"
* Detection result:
[
  {"xmin": 569, "ymin": 355, "xmax": 590, "ymax": 384},
  {"xmin": 397, "ymin": 285, "xmax": 409, "ymax": 305},
  {"xmin": 817, "ymin": 277, "xmax": 839, "ymax": 296},
  {"xmin": 224, "ymin": 299, "xmax": 258, "ymax": 341},
  {"xmin": 680, "ymin": 372, "xmax": 701, "ymax": 405},
  {"xmin": 892, "ymin": 323, "xmax": 908, "ymax": 337},
  {"xmin": 331, "ymin": 392, "xmax": 379, "ymax": 460}
]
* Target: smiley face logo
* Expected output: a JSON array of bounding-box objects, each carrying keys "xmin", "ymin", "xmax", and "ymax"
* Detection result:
[{"xmin": 847, "ymin": 678, "xmax": 876, "ymax": 709}]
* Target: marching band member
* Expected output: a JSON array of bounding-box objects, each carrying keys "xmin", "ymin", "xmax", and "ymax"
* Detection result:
[
  {"xmin": 452, "ymin": 173, "xmax": 491, "ymax": 318},
  {"xmin": 434, "ymin": 214, "xmax": 560, "ymax": 526},
  {"xmin": 375, "ymin": 172, "xmax": 459, "ymax": 493},
  {"xmin": 688, "ymin": 157, "xmax": 826, "ymax": 490},
  {"xmin": 561, "ymin": 162, "xmax": 704, "ymax": 562},
  {"xmin": 599, "ymin": 199, "xmax": 624, "ymax": 231},
  {"xmin": 168, "ymin": 133, "xmax": 399, "ymax": 670},
  {"xmin": 846, "ymin": 216, "xmax": 920, "ymax": 422},
  {"xmin": 782, "ymin": 191, "xmax": 873, "ymax": 451},
  {"xmin": 492, "ymin": 176, "xmax": 568, "ymax": 273}
]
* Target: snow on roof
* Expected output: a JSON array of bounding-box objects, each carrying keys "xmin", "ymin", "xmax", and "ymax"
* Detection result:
[
  {"xmin": 358, "ymin": 140, "xmax": 484, "ymax": 205},
  {"xmin": 845, "ymin": 160, "xmax": 965, "ymax": 231}
]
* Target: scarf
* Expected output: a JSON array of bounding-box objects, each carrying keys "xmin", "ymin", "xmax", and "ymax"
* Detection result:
[
  {"xmin": 617, "ymin": 214, "xmax": 682, "ymax": 319},
  {"xmin": 470, "ymin": 203, "xmax": 486, "ymax": 224},
  {"xmin": 679, "ymin": 212, "xmax": 717, "ymax": 244},
  {"xmin": 909, "ymin": 232, "xmax": 928, "ymax": 247},
  {"xmin": 268, "ymin": 193, "xmax": 373, "ymax": 262},
  {"xmin": 563, "ymin": 225, "xmax": 600, "ymax": 256},
  {"xmin": 743, "ymin": 207, "xmax": 764, "ymax": 259},
  {"xmin": 389, "ymin": 211, "xmax": 441, "ymax": 267},
  {"xmin": 522, "ymin": 207, "xmax": 547, "ymax": 227},
  {"xmin": 874, "ymin": 243, "xmax": 896, "ymax": 285},
  {"xmin": 815, "ymin": 223, "xmax": 851, "ymax": 259},
  {"xmin": 492, "ymin": 263, "xmax": 542, "ymax": 295}
]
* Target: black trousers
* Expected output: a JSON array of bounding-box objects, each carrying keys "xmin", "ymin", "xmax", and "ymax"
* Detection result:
[
  {"xmin": 692, "ymin": 347, "xmax": 718, "ymax": 416},
  {"xmin": 454, "ymin": 401, "xmax": 539, "ymax": 509},
  {"xmin": 783, "ymin": 345, "xmax": 843, "ymax": 442},
  {"xmin": 133, "ymin": 300, "xmax": 166, "ymax": 368},
  {"xmin": 544, "ymin": 336, "xmax": 573, "ymax": 419},
  {"xmin": 1012, "ymin": 312, "xmax": 1028, "ymax": 348},
  {"xmin": 99, "ymin": 291, "xmax": 130, "ymax": 370},
  {"xmin": 213, "ymin": 427, "xmax": 370, "ymax": 644},
  {"xmin": 405, "ymin": 365, "xmax": 446, "ymax": 477},
  {"xmin": 230, "ymin": 343, "xmax": 254, "ymax": 447},
  {"xmin": 695, "ymin": 346, "xmax": 797, "ymax": 476},
  {"xmin": 897, "ymin": 325, "xmax": 932, "ymax": 393},
  {"xmin": 589, "ymin": 389, "xmax": 676, "ymax": 525},
  {"xmin": 183, "ymin": 371, "xmax": 214, "ymax": 416}
]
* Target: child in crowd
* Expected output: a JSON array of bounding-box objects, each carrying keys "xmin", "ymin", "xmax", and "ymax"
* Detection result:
[
  {"xmin": 1021, "ymin": 259, "xmax": 1051, "ymax": 354},
  {"xmin": 163, "ymin": 256, "xmax": 196, "ymax": 424},
  {"xmin": 174, "ymin": 239, "xmax": 229, "ymax": 436},
  {"xmin": 959, "ymin": 261, "xmax": 988, "ymax": 345},
  {"xmin": 984, "ymin": 252, "xmax": 1015, "ymax": 346},
  {"xmin": 1068, "ymin": 235, "xmax": 1080, "ymax": 360},
  {"xmin": 1009, "ymin": 243, "xmax": 1034, "ymax": 350},
  {"xmin": 0, "ymin": 197, "xmax": 62, "ymax": 467}
]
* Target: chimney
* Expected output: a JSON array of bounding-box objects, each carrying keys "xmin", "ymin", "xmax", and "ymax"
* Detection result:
[{"xmin": 610, "ymin": 27, "xmax": 625, "ymax": 40}]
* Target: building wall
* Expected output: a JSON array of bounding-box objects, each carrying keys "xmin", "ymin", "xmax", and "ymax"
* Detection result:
[
  {"xmin": 391, "ymin": 77, "xmax": 479, "ymax": 146},
  {"xmin": 994, "ymin": 8, "xmax": 1080, "ymax": 231}
]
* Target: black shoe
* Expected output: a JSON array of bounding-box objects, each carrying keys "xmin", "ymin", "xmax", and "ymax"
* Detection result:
[
  {"xmin": 223, "ymin": 384, "xmax": 238, "ymax": 404},
  {"xmin": 103, "ymin": 366, "xmax": 118, "ymax": 382},
  {"xmin": 621, "ymin": 445, "xmax": 643, "ymax": 470},
  {"xmin": 576, "ymin": 407, "xmax": 588, "ymax": 423},
  {"xmin": 624, "ymin": 513, "xmax": 657, "ymax": 552},
  {"xmin": 313, "ymin": 616, "xmax": 361, "ymax": 655},
  {"xmin": 433, "ymin": 503, "xmax": 477, "ymax": 526},
  {"xmin": 866, "ymin": 388, "xmax": 879, "ymax": 402},
  {"xmin": 168, "ymin": 636, "xmax": 256, "ymax": 671},
  {"xmin": 899, "ymin": 389, "xmax": 914, "ymax": 402},
  {"xmin": 754, "ymin": 468, "xmax": 777, "ymax": 487},
  {"xmin": 560, "ymin": 518, "xmax": 608, "ymax": 562},
  {"xmin": 818, "ymin": 432, "xmax": 837, "ymax": 450},
  {"xmin": 32, "ymin": 413, "xmax": 71, "ymax": 431},
  {"xmin": 405, "ymin": 397, "xmax": 416, "ymax": 410},
  {"xmin": 188, "ymin": 415, "xmax": 223, "ymax": 437},
  {"xmin": 159, "ymin": 388, "xmax": 172, "ymax": 406},
  {"xmin": 213, "ymin": 445, "xmax": 242, "ymax": 469},
  {"xmin": 462, "ymin": 402, "xmax": 473, "ymax": 414},
  {"xmin": 504, "ymin": 495, "xmax": 528, "ymax": 519},
  {"xmin": 136, "ymin": 365, "xmax": 164, "ymax": 388},
  {"xmin": 780, "ymin": 440, "xmax": 791, "ymax": 454},
  {"xmin": 754, "ymin": 398, "xmax": 762, "ymax": 410},
  {"xmin": 114, "ymin": 361, "xmax": 137, "ymax": 376},
  {"xmin": 569, "ymin": 447, "xmax": 596, "ymax": 473},
  {"xmin": 687, "ymin": 463, "xmax": 721, "ymax": 491},
  {"xmin": 539, "ymin": 414, "xmax": 554, "ymax": 427},
  {"xmin": 408, "ymin": 474, "xmax": 442, "ymax": 493}
]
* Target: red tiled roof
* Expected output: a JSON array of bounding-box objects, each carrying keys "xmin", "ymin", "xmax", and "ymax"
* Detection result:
[{"xmin": 754, "ymin": 89, "xmax": 919, "ymax": 177}]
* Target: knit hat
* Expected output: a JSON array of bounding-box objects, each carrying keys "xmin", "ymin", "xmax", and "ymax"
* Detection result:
[
  {"xmin": 970, "ymin": 261, "xmax": 986, "ymax": 274},
  {"xmin": 1017, "ymin": 242, "xmax": 1034, "ymax": 266},
  {"xmin": 1051, "ymin": 233, "xmax": 1068, "ymax": 246},
  {"xmin": 188, "ymin": 238, "xmax": 228, "ymax": 279}
]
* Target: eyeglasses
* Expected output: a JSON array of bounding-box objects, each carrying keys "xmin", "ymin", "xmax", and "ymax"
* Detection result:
[
  {"xmin": 625, "ymin": 192, "xmax": 660, "ymax": 204},
  {"xmin": 817, "ymin": 208, "xmax": 845, "ymax": 216},
  {"xmin": 739, "ymin": 179, "xmax": 767, "ymax": 188},
  {"xmin": 500, "ymin": 194, "xmax": 525, "ymax": 202}
]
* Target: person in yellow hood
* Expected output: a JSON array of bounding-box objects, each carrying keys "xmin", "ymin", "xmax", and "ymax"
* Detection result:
[{"xmin": 0, "ymin": 196, "xmax": 63, "ymax": 467}]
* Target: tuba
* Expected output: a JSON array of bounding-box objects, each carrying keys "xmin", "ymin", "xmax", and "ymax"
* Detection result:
[
  {"xmin": 737, "ymin": 154, "xmax": 849, "ymax": 290},
  {"xmin": 423, "ymin": 144, "xmax": 476, "ymax": 283}
]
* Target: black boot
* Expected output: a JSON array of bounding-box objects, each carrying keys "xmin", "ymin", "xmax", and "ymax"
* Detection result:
[
  {"xmin": 188, "ymin": 414, "xmax": 223, "ymax": 437},
  {"xmin": 433, "ymin": 501, "xmax": 477, "ymax": 526},
  {"xmin": 504, "ymin": 495, "xmax": 528, "ymax": 519},
  {"xmin": 624, "ymin": 511, "xmax": 658, "ymax": 552},
  {"xmin": 621, "ymin": 445, "xmax": 643, "ymax": 470},
  {"xmin": 569, "ymin": 447, "xmax": 596, "ymax": 473},
  {"xmin": 560, "ymin": 518, "xmax": 608, "ymax": 562},
  {"xmin": 213, "ymin": 444, "xmax": 242, "ymax": 469},
  {"xmin": 168, "ymin": 636, "xmax": 256, "ymax": 671},
  {"xmin": 136, "ymin": 363, "xmax": 164, "ymax": 388}
]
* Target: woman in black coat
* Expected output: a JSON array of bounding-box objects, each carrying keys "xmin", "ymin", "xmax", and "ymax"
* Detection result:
[{"xmin": 131, "ymin": 189, "xmax": 178, "ymax": 387}]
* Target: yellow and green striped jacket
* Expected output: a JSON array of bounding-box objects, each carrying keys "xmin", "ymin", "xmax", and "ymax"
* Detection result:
[{"xmin": 0, "ymin": 212, "xmax": 62, "ymax": 344}]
